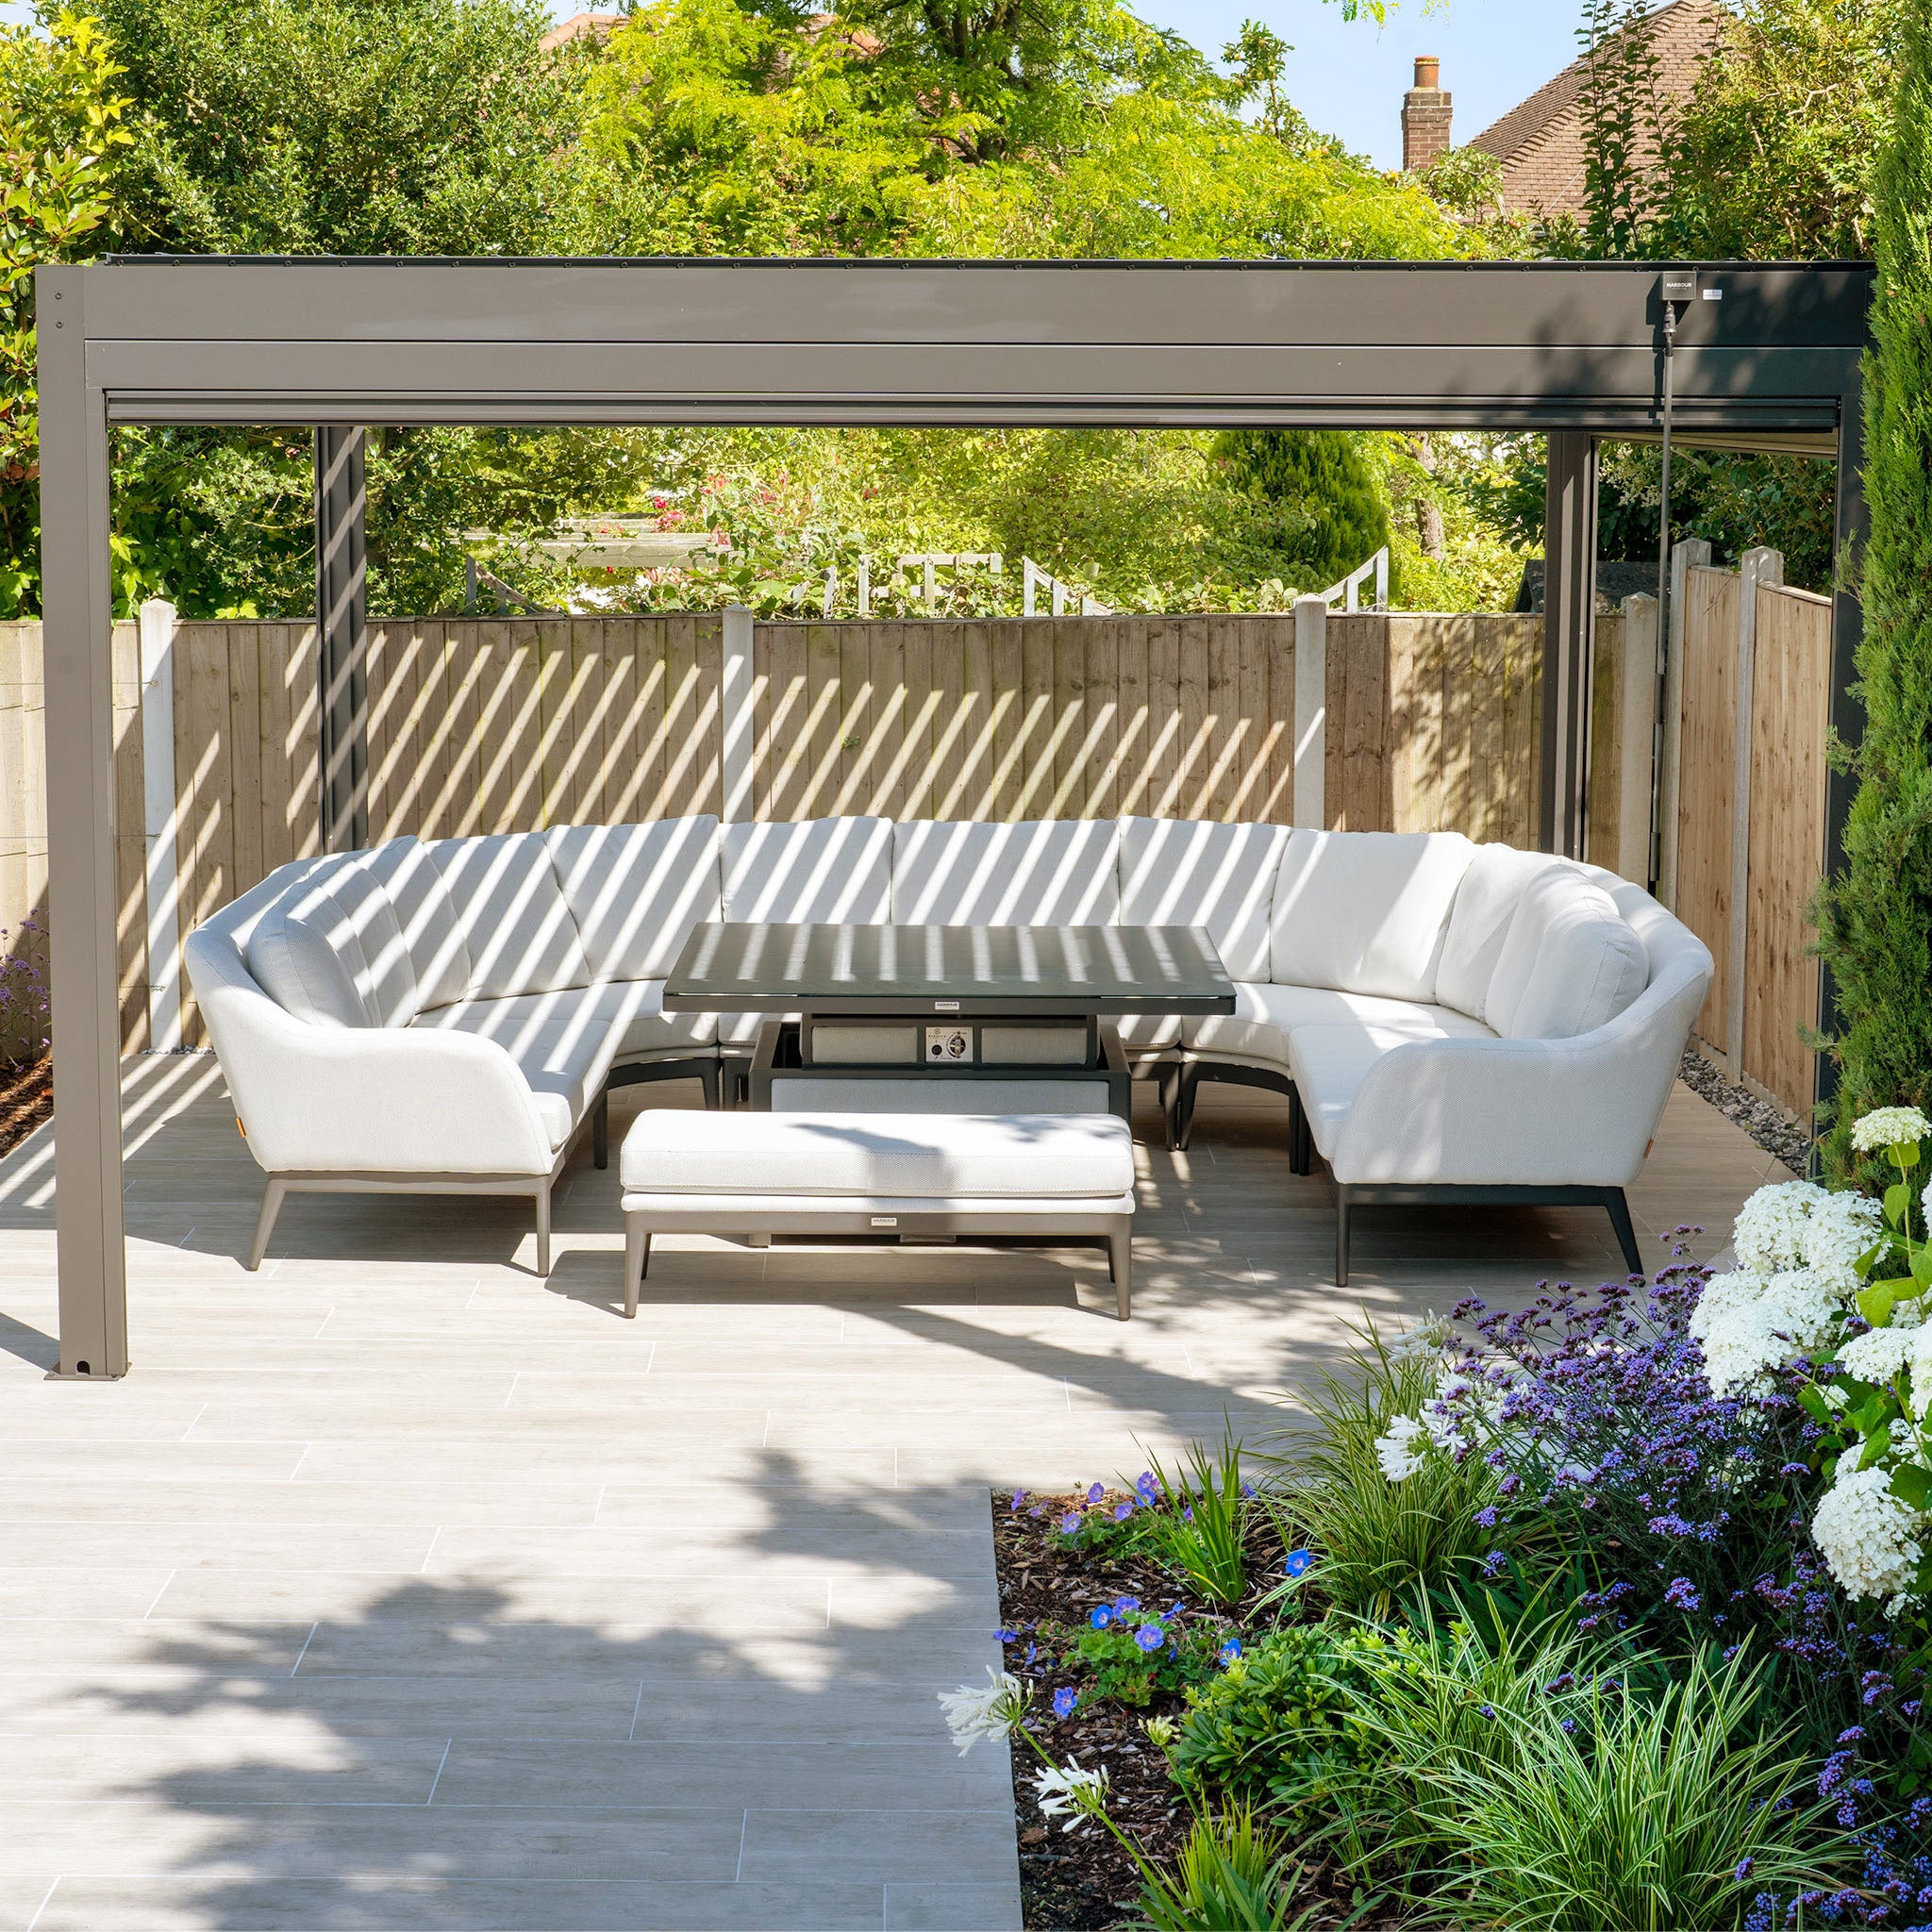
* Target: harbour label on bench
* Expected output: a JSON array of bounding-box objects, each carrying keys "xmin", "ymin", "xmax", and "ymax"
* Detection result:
[{"xmin": 870, "ymin": 1215, "xmax": 899, "ymax": 1228}]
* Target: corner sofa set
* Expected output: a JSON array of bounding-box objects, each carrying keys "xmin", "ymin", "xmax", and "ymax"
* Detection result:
[{"xmin": 182, "ymin": 813, "xmax": 1712, "ymax": 1288}]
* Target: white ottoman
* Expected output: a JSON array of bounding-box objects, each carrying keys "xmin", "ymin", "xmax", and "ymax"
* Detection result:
[{"xmin": 619, "ymin": 1109, "xmax": 1139, "ymax": 1319}]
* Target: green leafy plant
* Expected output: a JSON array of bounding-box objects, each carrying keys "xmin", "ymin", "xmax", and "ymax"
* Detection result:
[
  {"xmin": 1268, "ymin": 1322, "xmax": 1498, "ymax": 1618},
  {"xmin": 1136, "ymin": 1424, "xmax": 1251, "ymax": 1606},
  {"xmin": 1041, "ymin": 1598, "xmax": 1232, "ymax": 1708},
  {"xmin": 1132, "ymin": 1803, "xmax": 1316, "ymax": 1932}
]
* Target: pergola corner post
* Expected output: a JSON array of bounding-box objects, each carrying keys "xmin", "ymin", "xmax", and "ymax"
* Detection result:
[
  {"xmin": 315, "ymin": 426, "xmax": 370, "ymax": 853},
  {"xmin": 36, "ymin": 262, "xmax": 129, "ymax": 1377},
  {"xmin": 1540, "ymin": 430, "xmax": 1600, "ymax": 858}
]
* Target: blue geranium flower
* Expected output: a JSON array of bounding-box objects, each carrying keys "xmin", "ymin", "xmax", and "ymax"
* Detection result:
[
  {"xmin": 1219, "ymin": 1638, "xmax": 1242, "ymax": 1664},
  {"xmin": 1059, "ymin": 1512, "xmax": 1082, "ymax": 1535},
  {"xmin": 1052, "ymin": 1686, "xmax": 1078, "ymax": 1718},
  {"xmin": 1283, "ymin": 1549, "xmax": 1315, "ymax": 1578},
  {"xmin": 1135, "ymin": 1471, "xmax": 1159, "ymax": 1503},
  {"xmin": 992, "ymin": 1627, "xmax": 1017, "ymax": 1643},
  {"xmin": 1086, "ymin": 1482, "xmax": 1106, "ymax": 1506},
  {"xmin": 1112, "ymin": 1596, "xmax": 1141, "ymax": 1616},
  {"xmin": 1134, "ymin": 1623, "xmax": 1164, "ymax": 1652},
  {"xmin": 1112, "ymin": 1501, "xmax": 1135, "ymax": 1522},
  {"xmin": 1090, "ymin": 1606, "xmax": 1112, "ymax": 1629}
]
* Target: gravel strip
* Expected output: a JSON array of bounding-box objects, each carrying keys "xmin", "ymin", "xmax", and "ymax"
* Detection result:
[{"xmin": 1679, "ymin": 1048, "xmax": 1811, "ymax": 1175}]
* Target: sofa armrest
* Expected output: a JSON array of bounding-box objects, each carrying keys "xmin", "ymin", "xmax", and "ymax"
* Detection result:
[{"xmin": 1327, "ymin": 968, "xmax": 1707, "ymax": 1190}]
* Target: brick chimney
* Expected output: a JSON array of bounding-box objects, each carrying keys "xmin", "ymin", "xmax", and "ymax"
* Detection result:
[{"xmin": 1402, "ymin": 56, "xmax": 1452, "ymax": 172}]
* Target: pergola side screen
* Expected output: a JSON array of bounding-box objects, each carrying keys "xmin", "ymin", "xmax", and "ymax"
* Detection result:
[{"xmin": 37, "ymin": 257, "xmax": 1873, "ymax": 1376}]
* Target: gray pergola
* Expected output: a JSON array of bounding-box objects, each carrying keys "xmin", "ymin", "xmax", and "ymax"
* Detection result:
[{"xmin": 36, "ymin": 255, "xmax": 1874, "ymax": 1377}]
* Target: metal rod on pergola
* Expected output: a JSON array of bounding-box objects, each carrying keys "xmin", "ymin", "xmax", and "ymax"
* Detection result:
[{"xmin": 35, "ymin": 255, "xmax": 1874, "ymax": 1378}]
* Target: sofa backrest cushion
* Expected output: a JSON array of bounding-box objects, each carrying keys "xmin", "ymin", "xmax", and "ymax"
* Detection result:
[
  {"xmin": 425, "ymin": 832, "xmax": 594, "ymax": 1001},
  {"xmin": 1487, "ymin": 865, "xmax": 1651, "ymax": 1040},
  {"xmin": 1119, "ymin": 817, "xmax": 1288, "ymax": 981},
  {"xmin": 1270, "ymin": 829, "xmax": 1474, "ymax": 1000},
  {"xmin": 1435, "ymin": 844, "xmax": 1564, "ymax": 1021},
  {"xmin": 361, "ymin": 837, "xmax": 472, "ymax": 1012},
  {"xmin": 722, "ymin": 816, "xmax": 893, "ymax": 924},
  {"xmin": 546, "ymin": 817, "xmax": 723, "ymax": 980},
  {"xmin": 892, "ymin": 819, "xmax": 1121, "ymax": 926},
  {"xmin": 245, "ymin": 865, "xmax": 386, "ymax": 1029}
]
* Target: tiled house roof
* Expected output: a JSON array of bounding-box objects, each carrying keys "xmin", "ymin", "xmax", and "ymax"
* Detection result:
[{"xmin": 1466, "ymin": 0, "xmax": 1727, "ymax": 217}]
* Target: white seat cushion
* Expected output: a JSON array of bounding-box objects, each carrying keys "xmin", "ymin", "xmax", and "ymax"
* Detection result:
[
  {"xmin": 619, "ymin": 1108, "xmax": 1135, "ymax": 1199},
  {"xmin": 426, "ymin": 833, "xmax": 594, "ymax": 1001},
  {"xmin": 1119, "ymin": 818, "xmax": 1289, "ymax": 981},
  {"xmin": 1435, "ymin": 845, "xmax": 1562, "ymax": 1022},
  {"xmin": 1184, "ymin": 981, "xmax": 1491, "ymax": 1067},
  {"xmin": 544, "ymin": 818, "xmax": 722, "ymax": 980},
  {"xmin": 721, "ymin": 817, "xmax": 892, "ymax": 924},
  {"xmin": 1286, "ymin": 1020, "xmax": 1494, "ymax": 1155},
  {"xmin": 410, "ymin": 981, "xmax": 706, "ymax": 1150},
  {"xmin": 1270, "ymin": 829, "xmax": 1474, "ymax": 999},
  {"xmin": 1487, "ymin": 867, "xmax": 1650, "ymax": 1041},
  {"xmin": 891, "ymin": 820, "xmax": 1122, "ymax": 925}
]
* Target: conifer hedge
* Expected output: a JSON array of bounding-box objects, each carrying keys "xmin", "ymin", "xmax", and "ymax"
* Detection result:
[{"xmin": 1814, "ymin": 7, "xmax": 1932, "ymax": 1176}]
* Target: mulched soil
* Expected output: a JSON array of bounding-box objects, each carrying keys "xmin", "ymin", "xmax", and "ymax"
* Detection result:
[
  {"xmin": 0, "ymin": 1058, "xmax": 51, "ymax": 1160},
  {"xmin": 1679, "ymin": 1048, "xmax": 1812, "ymax": 1176},
  {"xmin": 992, "ymin": 1487, "xmax": 1392, "ymax": 1932}
]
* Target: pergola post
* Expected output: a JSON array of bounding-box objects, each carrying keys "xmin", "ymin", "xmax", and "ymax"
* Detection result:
[
  {"xmin": 37, "ymin": 264, "xmax": 129, "ymax": 1377},
  {"xmin": 1540, "ymin": 430, "xmax": 1599, "ymax": 858},
  {"xmin": 315, "ymin": 426, "xmax": 370, "ymax": 853}
]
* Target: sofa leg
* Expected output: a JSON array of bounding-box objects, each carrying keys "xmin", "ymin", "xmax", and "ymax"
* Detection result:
[
  {"xmin": 698, "ymin": 1060, "xmax": 722, "ymax": 1110},
  {"xmin": 1606, "ymin": 1188, "xmax": 1643, "ymax": 1276},
  {"xmin": 246, "ymin": 1177, "xmax": 287, "ymax": 1272},
  {"xmin": 534, "ymin": 1182, "xmax": 552, "ymax": 1278},
  {"xmin": 1174, "ymin": 1064, "xmax": 1199, "ymax": 1152},
  {"xmin": 1289, "ymin": 1088, "xmax": 1312, "ymax": 1177},
  {"xmin": 1108, "ymin": 1226, "xmax": 1133, "ymax": 1321},
  {"xmin": 1335, "ymin": 1188, "xmax": 1351, "ymax": 1287},
  {"xmin": 624, "ymin": 1217, "xmax": 649, "ymax": 1318},
  {"xmin": 592, "ymin": 1091, "xmax": 609, "ymax": 1171}
]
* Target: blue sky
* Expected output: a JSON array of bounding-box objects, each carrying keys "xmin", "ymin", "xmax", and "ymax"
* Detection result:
[{"xmin": 1147, "ymin": 0, "xmax": 1588, "ymax": 169}]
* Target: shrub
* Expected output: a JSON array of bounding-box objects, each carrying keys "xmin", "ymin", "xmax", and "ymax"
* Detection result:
[
  {"xmin": 1137, "ymin": 1425, "xmax": 1251, "ymax": 1606},
  {"xmin": 1132, "ymin": 1804, "xmax": 1312, "ymax": 1932},
  {"xmin": 1269, "ymin": 1322, "xmax": 1498, "ymax": 1617},
  {"xmin": 1041, "ymin": 1594, "xmax": 1233, "ymax": 1709}
]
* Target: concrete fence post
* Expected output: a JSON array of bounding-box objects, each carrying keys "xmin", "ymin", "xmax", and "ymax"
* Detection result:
[
  {"xmin": 1617, "ymin": 593, "xmax": 1658, "ymax": 885},
  {"xmin": 720, "ymin": 604, "xmax": 755, "ymax": 824},
  {"xmin": 138, "ymin": 597, "xmax": 182, "ymax": 1053},
  {"xmin": 1727, "ymin": 545, "xmax": 1783, "ymax": 1076},
  {"xmin": 1292, "ymin": 595, "xmax": 1327, "ymax": 829},
  {"xmin": 1657, "ymin": 537, "xmax": 1711, "ymax": 909}
]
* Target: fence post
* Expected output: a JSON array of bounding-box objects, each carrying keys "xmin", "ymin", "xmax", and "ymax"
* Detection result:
[
  {"xmin": 1617, "ymin": 593, "xmax": 1658, "ymax": 885},
  {"xmin": 1657, "ymin": 537, "xmax": 1710, "ymax": 908},
  {"xmin": 1293, "ymin": 596, "xmax": 1327, "ymax": 830},
  {"xmin": 720, "ymin": 605, "xmax": 755, "ymax": 824},
  {"xmin": 138, "ymin": 598, "xmax": 182, "ymax": 1053},
  {"xmin": 1726, "ymin": 546, "xmax": 1783, "ymax": 1077}
]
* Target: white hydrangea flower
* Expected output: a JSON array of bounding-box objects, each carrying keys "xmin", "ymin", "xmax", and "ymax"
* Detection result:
[
  {"xmin": 1375, "ymin": 1412, "xmax": 1428, "ymax": 1482},
  {"xmin": 1811, "ymin": 1464, "xmax": 1924, "ymax": 1606},
  {"xmin": 1802, "ymin": 1191, "xmax": 1885, "ymax": 1293},
  {"xmin": 1733, "ymin": 1181, "xmax": 1829, "ymax": 1275},
  {"xmin": 1032, "ymin": 1758, "xmax": 1108, "ymax": 1832},
  {"xmin": 1851, "ymin": 1108, "xmax": 1932, "ymax": 1154},
  {"xmin": 938, "ymin": 1669, "xmax": 1031, "ymax": 1755},
  {"xmin": 1694, "ymin": 1269, "xmax": 1846, "ymax": 1396},
  {"xmin": 1839, "ymin": 1325, "xmax": 1915, "ymax": 1385},
  {"xmin": 1911, "ymin": 1326, "xmax": 1932, "ymax": 1423},
  {"xmin": 1690, "ymin": 1270, "xmax": 1770, "ymax": 1343}
]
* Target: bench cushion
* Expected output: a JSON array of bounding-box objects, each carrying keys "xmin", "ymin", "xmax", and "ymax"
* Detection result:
[
  {"xmin": 721, "ymin": 816, "xmax": 893, "ymax": 924},
  {"xmin": 1119, "ymin": 817, "xmax": 1288, "ymax": 982},
  {"xmin": 891, "ymin": 819, "xmax": 1121, "ymax": 925},
  {"xmin": 619, "ymin": 1109, "xmax": 1135, "ymax": 1199},
  {"xmin": 1184, "ymin": 981, "xmax": 1491, "ymax": 1067}
]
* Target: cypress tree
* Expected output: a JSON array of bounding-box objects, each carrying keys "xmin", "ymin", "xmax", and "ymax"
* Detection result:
[
  {"xmin": 1219, "ymin": 430, "xmax": 1395, "ymax": 592},
  {"xmin": 1814, "ymin": 6, "xmax": 1932, "ymax": 1175}
]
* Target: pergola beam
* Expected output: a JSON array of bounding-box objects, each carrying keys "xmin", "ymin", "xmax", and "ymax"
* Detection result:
[{"xmin": 33, "ymin": 255, "xmax": 1874, "ymax": 1375}]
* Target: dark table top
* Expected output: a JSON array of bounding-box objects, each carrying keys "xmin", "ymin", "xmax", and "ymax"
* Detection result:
[{"xmin": 663, "ymin": 922, "xmax": 1237, "ymax": 1016}]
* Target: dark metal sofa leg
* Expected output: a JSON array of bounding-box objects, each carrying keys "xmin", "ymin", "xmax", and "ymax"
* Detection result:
[
  {"xmin": 593, "ymin": 1091, "xmax": 609, "ymax": 1171},
  {"xmin": 1335, "ymin": 1188, "xmax": 1351, "ymax": 1288},
  {"xmin": 1174, "ymin": 1063, "xmax": 1199, "ymax": 1152},
  {"xmin": 1606, "ymin": 1188, "xmax": 1642, "ymax": 1276},
  {"xmin": 1289, "ymin": 1087, "xmax": 1312, "ymax": 1177}
]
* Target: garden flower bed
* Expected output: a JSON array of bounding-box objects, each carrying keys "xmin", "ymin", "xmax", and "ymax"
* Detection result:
[
  {"xmin": 0, "ymin": 1056, "xmax": 50, "ymax": 1160},
  {"xmin": 957, "ymin": 1107, "xmax": 1932, "ymax": 1931}
]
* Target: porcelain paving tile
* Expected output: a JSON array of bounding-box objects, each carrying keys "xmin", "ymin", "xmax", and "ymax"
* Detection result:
[
  {"xmin": 886, "ymin": 1879, "xmax": 1024, "ymax": 1931},
  {"xmin": 739, "ymin": 1808, "xmax": 1021, "ymax": 1885}
]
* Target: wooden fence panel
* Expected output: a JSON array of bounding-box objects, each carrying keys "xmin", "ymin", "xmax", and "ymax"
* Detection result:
[
  {"xmin": 1743, "ymin": 586, "xmax": 1832, "ymax": 1117},
  {"xmin": 1675, "ymin": 566, "xmax": 1741, "ymax": 1051}
]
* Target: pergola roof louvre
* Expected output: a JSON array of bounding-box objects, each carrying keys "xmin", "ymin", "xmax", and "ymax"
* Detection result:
[{"xmin": 35, "ymin": 254, "xmax": 1874, "ymax": 1378}]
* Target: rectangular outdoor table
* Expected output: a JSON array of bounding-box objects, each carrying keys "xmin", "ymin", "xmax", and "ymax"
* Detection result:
[{"xmin": 663, "ymin": 922, "xmax": 1237, "ymax": 1117}]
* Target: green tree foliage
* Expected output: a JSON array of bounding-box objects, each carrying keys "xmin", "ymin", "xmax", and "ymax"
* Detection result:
[
  {"xmin": 0, "ymin": 8, "xmax": 129, "ymax": 611},
  {"xmin": 1216, "ymin": 430, "xmax": 1397, "ymax": 595},
  {"xmin": 1814, "ymin": 9, "xmax": 1932, "ymax": 1170}
]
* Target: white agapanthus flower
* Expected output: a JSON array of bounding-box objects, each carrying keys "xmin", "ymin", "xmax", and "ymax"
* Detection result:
[
  {"xmin": 939, "ymin": 1669, "xmax": 1031, "ymax": 1756},
  {"xmin": 1838, "ymin": 1325, "xmax": 1915, "ymax": 1385},
  {"xmin": 1811, "ymin": 1463, "xmax": 1924, "ymax": 1606},
  {"xmin": 1802, "ymin": 1191, "xmax": 1885, "ymax": 1293},
  {"xmin": 1851, "ymin": 1107, "xmax": 1932, "ymax": 1154},
  {"xmin": 1032, "ymin": 1758, "xmax": 1108, "ymax": 1833},
  {"xmin": 1374, "ymin": 1412, "xmax": 1428, "ymax": 1482},
  {"xmin": 1691, "ymin": 1268, "xmax": 1844, "ymax": 1396},
  {"xmin": 1733, "ymin": 1181, "xmax": 1830, "ymax": 1275}
]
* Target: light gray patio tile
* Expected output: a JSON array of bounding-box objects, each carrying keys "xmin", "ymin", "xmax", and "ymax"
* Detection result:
[
  {"xmin": 0, "ymin": 1879, "xmax": 55, "ymax": 1932},
  {"xmin": 0, "ymin": 1618, "xmax": 314, "ymax": 1673},
  {"xmin": 418, "ymin": 1524, "xmax": 989, "ymax": 1581},
  {"xmin": 0, "ymin": 1569, "xmax": 175, "ymax": 1619},
  {"xmin": 0, "ymin": 1477, "xmax": 603, "ymax": 1530},
  {"xmin": 0, "ymin": 1729, "xmax": 448, "ymax": 1805},
  {"xmin": 886, "ymin": 1879, "xmax": 1025, "ymax": 1930},
  {"xmin": 0, "ymin": 1441, "xmax": 308, "ymax": 1482},
  {"xmin": 30, "ymin": 1875, "xmax": 890, "ymax": 1931},
  {"xmin": 739, "ymin": 1808, "xmax": 1020, "ymax": 1884},
  {"xmin": 0, "ymin": 1525, "xmax": 438, "ymax": 1573}
]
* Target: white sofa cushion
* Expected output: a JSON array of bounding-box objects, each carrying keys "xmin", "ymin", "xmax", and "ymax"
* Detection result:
[
  {"xmin": 359, "ymin": 837, "xmax": 472, "ymax": 1013},
  {"xmin": 891, "ymin": 819, "xmax": 1122, "ymax": 925},
  {"xmin": 722, "ymin": 817, "xmax": 893, "ymax": 924},
  {"xmin": 1488, "ymin": 867, "xmax": 1650, "ymax": 1041},
  {"xmin": 1435, "ymin": 845, "xmax": 1562, "ymax": 1022},
  {"xmin": 1119, "ymin": 818, "xmax": 1288, "ymax": 981},
  {"xmin": 1270, "ymin": 829, "xmax": 1474, "ymax": 1000},
  {"xmin": 1286, "ymin": 1022, "xmax": 1457, "ymax": 1155},
  {"xmin": 1185, "ymin": 981, "xmax": 1492, "ymax": 1068},
  {"xmin": 425, "ymin": 832, "xmax": 593, "ymax": 1002},
  {"xmin": 545, "ymin": 817, "xmax": 723, "ymax": 981},
  {"xmin": 245, "ymin": 876, "xmax": 370, "ymax": 1030},
  {"xmin": 619, "ymin": 1108, "xmax": 1135, "ymax": 1199}
]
